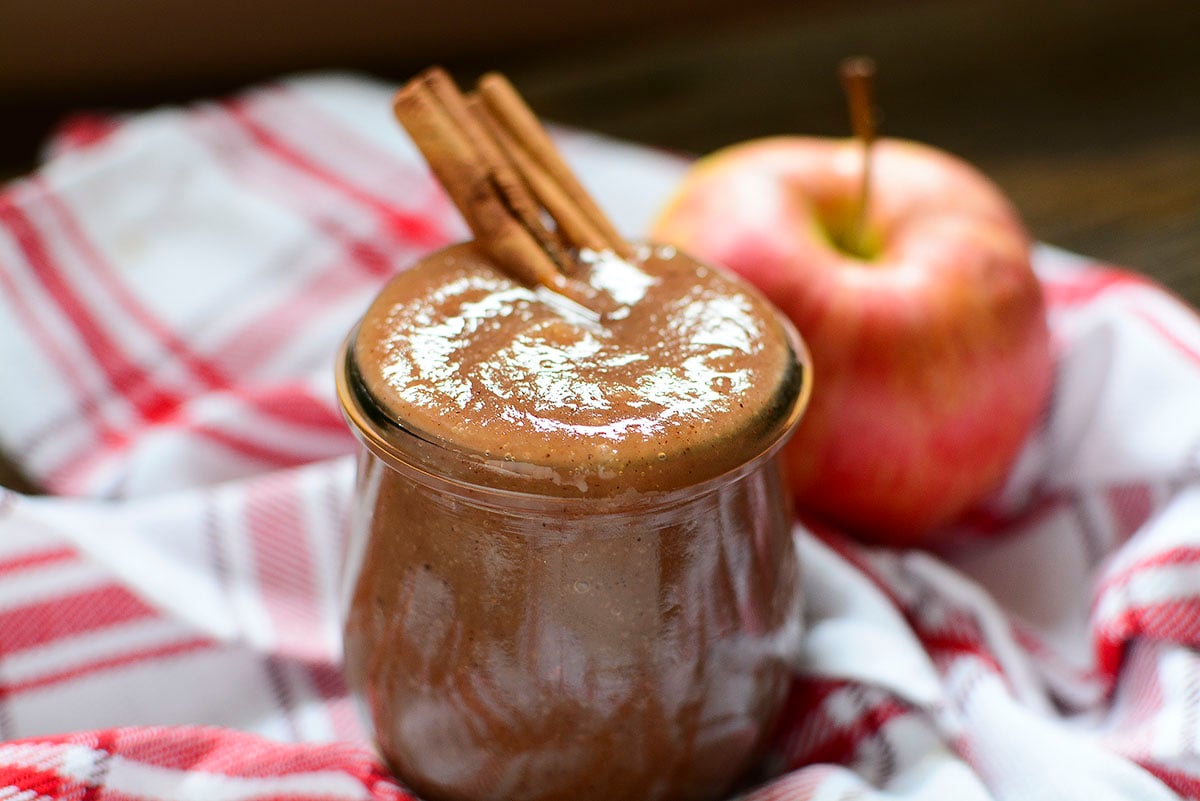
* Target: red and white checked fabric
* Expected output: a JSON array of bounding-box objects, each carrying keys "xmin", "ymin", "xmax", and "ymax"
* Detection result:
[{"xmin": 1, "ymin": 73, "xmax": 1199, "ymax": 801}]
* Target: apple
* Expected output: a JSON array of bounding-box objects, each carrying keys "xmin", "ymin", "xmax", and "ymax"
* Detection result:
[{"xmin": 651, "ymin": 136, "xmax": 1053, "ymax": 546}]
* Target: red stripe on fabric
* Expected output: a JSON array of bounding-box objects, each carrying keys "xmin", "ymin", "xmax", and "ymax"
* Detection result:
[
  {"xmin": 225, "ymin": 96, "xmax": 448, "ymax": 250},
  {"xmin": 804, "ymin": 524, "xmax": 908, "ymax": 611},
  {"xmin": 189, "ymin": 423, "xmax": 318, "ymax": 469},
  {"xmin": 35, "ymin": 185, "xmax": 355, "ymax": 458},
  {"xmin": 0, "ymin": 585, "xmax": 157, "ymax": 654},
  {"xmin": 1093, "ymin": 629, "xmax": 1126, "ymax": 681},
  {"xmin": 38, "ymin": 440, "xmax": 122, "ymax": 495},
  {"xmin": 0, "ymin": 763, "xmax": 70, "ymax": 797},
  {"xmin": 0, "ymin": 209, "xmax": 119, "ymax": 454},
  {"xmin": 185, "ymin": 104, "xmax": 407, "ymax": 379},
  {"xmin": 106, "ymin": 726, "xmax": 385, "ymax": 780},
  {"xmin": 919, "ymin": 632, "xmax": 1005, "ymax": 676},
  {"xmin": 767, "ymin": 678, "xmax": 847, "ymax": 768},
  {"xmin": 1126, "ymin": 599, "xmax": 1200, "ymax": 644},
  {"xmin": 2, "ymin": 638, "xmax": 212, "ymax": 696},
  {"xmin": 243, "ymin": 477, "xmax": 339, "ymax": 736},
  {"xmin": 1133, "ymin": 307, "xmax": 1200, "ymax": 367},
  {"xmin": 84, "ymin": 791, "xmax": 354, "ymax": 801},
  {"xmin": 80, "ymin": 729, "xmax": 114, "ymax": 801},
  {"xmin": 262, "ymin": 655, "xmax": 303, "ymax": 742},
  {"xmin": 53, "ymin": 114, "xmax": 120, "ymax": 153},
  {"xmin": 266, "ymin": 84, "xmax": 430, "ymax": 189},
  {"xmin": 303, "ymin": 661, "xmax": 358, "ymax": 740},
  {"xmin": 1095, "ymin": 599, "xmax": 1200, "ymax": 677},
  {"xmin": 38, "ymin": 382, "xmax": 348, "ymax": 489},
  {"xmin": 242, "ymin": 477, "xmax": 324, "ymax": 657},
  {"xmin": 240, "ymin": 383, "xmax": 346, "ymax": 433},
  {"xmin": 792, "ymin": 694, "xmax": 908, "ymax": 769},
  {"xmin": 42, "ymin": 398, "xmax": 336, "ymax": 489},
  {"xmin": 811, "ymin": 525, "xmax": 1015, "ymax": 689},
  {"xmin": 320, "ymin": 695, "xmax": 364, "ymax": 743},
  {"xmin": 267, "ymin": 84, "xmax": 455, "ymax": 247},
  {"xmin": 206, "ymin": 257, "xmax": 374, "ymax": 377},
  {"xmin": 1042, "ymin": 267, "xmax": 1151, "ymax": 308},
  {"xmin": 37, "ymin": 187, "xmax": 234, "ymax": 394},
  {"xmin": 6, "ymin": 727, "xmax": 412, "ymax": 797},
  {"xmin": 0, "ymin": 546, "xmax": 77, "ymax": 575},
  {"xmin": 1094, "ymin": 546, "xmax": 1200, "ymax": 600},
  {"xmin": 1136, "ymin": 761, "xmax": 1200, "ymax": 797},
  {"xmin": 0, "ymin": 195, "xmax": 183, "ymax": 425},
  {"xmin": 1, "ymin": 732, "xmax": 79, "ymax": 746},
  {"xmin": 305, "ymin": 661, "xmax": 350, "ymax": 702},
  {"xmin": 107, "ymin": 726, "xmax": 262, "ymax": 771}
]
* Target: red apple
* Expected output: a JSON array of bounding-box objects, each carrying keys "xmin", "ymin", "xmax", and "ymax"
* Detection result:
[{"xmin": 651, "ymin": 137, "xmax": 1053, "ymax": 546}]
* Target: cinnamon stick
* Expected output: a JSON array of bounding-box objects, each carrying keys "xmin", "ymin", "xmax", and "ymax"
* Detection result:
[
  {"xmin": 422, "ymin": 70, "xmax": 569, "ymax": 269},
  {"xmin": 393, "ymin": 70, "xmax": 563, "ymax": 289},
  {"xmin": 393, "ymin": 67, "xmax": 630, "ymax": 292},
  {"xmin": 477, "ymin": 72, "xmax": 632, "ymax": 257},
  {"xmin": 470, "ymin": 97, "xmax": 609, "ymax": 254}
]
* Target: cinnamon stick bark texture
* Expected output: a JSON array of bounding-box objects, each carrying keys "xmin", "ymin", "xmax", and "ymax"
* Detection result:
[
  {"xmin": 393, "ymin": 70, "xmax": 563, "ymax": 289},
  {"xmin": 471, "ymin": 98, "xmax": 608, "ymax": 256},
  {"xmin": 425, "ymin": 70, "xmax": 569, "ymax": 269},
  {"xmin": 477, "ymin": 72, "xmax": 631, "ymax": 256},
  {"xmin": 392, "ymin": 67, "xmax": 630, "ymax": 291}
]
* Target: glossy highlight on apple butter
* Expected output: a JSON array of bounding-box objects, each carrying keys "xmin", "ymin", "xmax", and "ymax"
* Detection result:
[{"xmin": 349, "ymin": 241, "xmax": 808, "ymax": 496}]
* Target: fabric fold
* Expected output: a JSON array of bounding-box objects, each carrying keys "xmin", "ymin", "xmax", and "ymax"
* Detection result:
[{"xmin": 2, "ymin": 73, "xmax": 1200, "ymax": 800}]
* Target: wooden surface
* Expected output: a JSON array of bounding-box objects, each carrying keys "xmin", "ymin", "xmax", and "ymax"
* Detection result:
[{"xmin": 2, "ymin": 0, "xmax": 1198, "ymax": 493}]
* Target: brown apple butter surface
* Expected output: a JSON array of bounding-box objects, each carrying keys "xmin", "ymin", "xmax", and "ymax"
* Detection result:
[
  {"xmin": 349, "ymin": 242, "xmax": 803, "ymax": 495},
  {"xmin": 341, "ymin": 242, "xmax": 808, "ymax": 801}
]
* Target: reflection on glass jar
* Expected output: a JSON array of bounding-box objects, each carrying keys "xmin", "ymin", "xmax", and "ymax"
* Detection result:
[{"xmin": 336, "ymin": 242, "xmax": 811, "ymax": 801}]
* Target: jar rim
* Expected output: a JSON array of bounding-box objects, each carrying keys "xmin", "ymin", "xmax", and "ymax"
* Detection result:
[{"xmin": 336, "ymin": 312, "xmax": 812, "ymax": 507}]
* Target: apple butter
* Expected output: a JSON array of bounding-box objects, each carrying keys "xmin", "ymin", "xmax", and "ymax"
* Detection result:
[{"xmin": 337, "ymin": 242, "xmax": 810, "ymax": 801}]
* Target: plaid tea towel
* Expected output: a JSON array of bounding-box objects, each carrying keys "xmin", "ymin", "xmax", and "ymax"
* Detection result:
[{"xmin": 2, "ymin": 73, "xmax": 1199, "ymax": 800}]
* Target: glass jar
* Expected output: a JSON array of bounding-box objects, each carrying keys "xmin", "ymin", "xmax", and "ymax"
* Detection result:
[{"xmin": 336, "ymin": 322, "xmax": 811, "ymax": 801}]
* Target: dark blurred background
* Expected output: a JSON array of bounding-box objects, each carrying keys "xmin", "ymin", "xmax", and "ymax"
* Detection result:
[{"xmin": 3, "ymin": 0, "xmax": 1198, "ymax": 298}]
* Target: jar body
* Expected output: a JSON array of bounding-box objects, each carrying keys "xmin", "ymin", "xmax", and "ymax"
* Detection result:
[{"xmin": 341, "ymin": 440, "xmax": 803, "ymax": 801}]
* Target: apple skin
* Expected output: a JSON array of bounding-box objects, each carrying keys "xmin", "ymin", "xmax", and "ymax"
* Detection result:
[{"xmin": 651, "ymin": 137, "xmax": 1054, "ymax": 546}]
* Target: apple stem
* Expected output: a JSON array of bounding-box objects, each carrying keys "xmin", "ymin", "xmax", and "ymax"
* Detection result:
[{"xmin": 839, "ymin": 56, "xmax": 877, "ymax": 258}]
